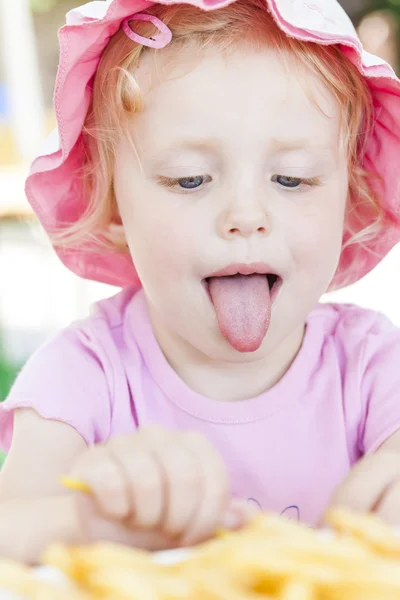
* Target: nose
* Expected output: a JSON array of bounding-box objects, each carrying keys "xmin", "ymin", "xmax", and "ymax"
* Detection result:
[{"xmin": 217, "ymin": 201, "xmax": 271, "ymax": 240}]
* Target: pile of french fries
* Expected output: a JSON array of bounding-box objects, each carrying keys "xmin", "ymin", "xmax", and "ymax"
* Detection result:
[{"xmin": 2, "ymin": 509, "xmax": 400, "ymax": 599}]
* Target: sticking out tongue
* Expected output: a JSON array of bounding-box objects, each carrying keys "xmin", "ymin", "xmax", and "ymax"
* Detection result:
[{"xmin": 208, "ymin": 274, "xmax": 271, "ymax": 353}]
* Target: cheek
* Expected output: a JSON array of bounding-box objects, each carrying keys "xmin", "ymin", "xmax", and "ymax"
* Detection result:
[
  {"xmin": 117, "ymin": 188, "xmax": 198, "ymax": 285},
  {"xmin": 288, "ymin": 194, "xmax": 346, "ymax": 276}
]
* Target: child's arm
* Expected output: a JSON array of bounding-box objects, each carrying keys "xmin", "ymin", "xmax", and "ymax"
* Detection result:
[
  {"xmin": 0, "ymin": 408, "xmax": 86, "ymax": 500},
  {"xmin": 327, "ymin": 315, "xmax": 400, "ymax": 523},
  {"xmin": 0, "ymin": 410, "xmax": 173, "ymax": 562},
  {"xmin": 0, "ymin": 409, "xmax": 251, "ymax": 563},
  {"xmin": 0, "ymin": 492, "xmax": 182, "ymax": 564},
  {"xmin": 330, "ymin": 430, "xmax": 400, "ymax": 522},
  {"xmin": 0, "ymin": 408, "xmax": 87, "ymax": 562},
  {"xmin": 0, "ymin": 495, "xmax": 83, "ymax": 564}
]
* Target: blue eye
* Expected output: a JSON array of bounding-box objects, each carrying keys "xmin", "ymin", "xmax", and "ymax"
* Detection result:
[
  {"xmin": 157, "ymin": 174, "xmax": 213, "ymax": 192},
  {"xmin": 273, "ymin": 175, "xmax": 302, "ymax": 188},
  {"xmin": 178, "ymin": 176, "xmax": 206, "ymax": 189}
]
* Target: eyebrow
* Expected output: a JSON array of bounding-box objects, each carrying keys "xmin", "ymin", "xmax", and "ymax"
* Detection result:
[
  {"xmin": 270, "ymin": 137, "xmax": 334, "ymax": 154},
  {"xmin": 148, "ymin": 136, "xmax": 337, "ymax": 170},
  {"xmin": 162, "ymin": 136, "xmax": 333, "ymax": 153},
  {"xmin": 163, "ymin": 137, "xmax": 222, "ymax": 153}
]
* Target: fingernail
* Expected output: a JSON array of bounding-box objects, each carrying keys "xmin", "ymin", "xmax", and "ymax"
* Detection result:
[{"xmin": 220, "ymin": 508, "xmax": 243, "ymax": 530}]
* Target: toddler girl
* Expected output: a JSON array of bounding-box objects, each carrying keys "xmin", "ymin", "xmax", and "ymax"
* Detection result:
[{"xmin": 1, "ymin": 0, "xmax": 400, "ymax": 564}]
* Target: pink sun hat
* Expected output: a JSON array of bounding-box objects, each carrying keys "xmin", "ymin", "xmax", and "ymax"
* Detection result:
[{"xmin": 26, "ymin": 0, "xmax": 400, "ymax": 289}]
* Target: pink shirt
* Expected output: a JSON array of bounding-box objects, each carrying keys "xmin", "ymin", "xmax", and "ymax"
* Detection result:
[{"xmin": 2, "ymin": 288, "xmax": 400, "ymax": 525}]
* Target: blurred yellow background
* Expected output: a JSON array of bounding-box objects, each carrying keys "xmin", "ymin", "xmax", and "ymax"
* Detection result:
[{"xmin": 0, "ymin": 0, "xmax": 400, "ymax": 401}]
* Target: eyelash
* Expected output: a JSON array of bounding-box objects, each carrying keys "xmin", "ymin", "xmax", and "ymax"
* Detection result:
[
  {"xmin": 156, "ymin": 174, "xmax": 322, "ymax": 192},
  {"xmin": 271, "ymin": 175, "xmax": 322, "ymax": 190},
  {"xmin": 156, "ymin": 175, "xmax": 211, "ymax": 190}
]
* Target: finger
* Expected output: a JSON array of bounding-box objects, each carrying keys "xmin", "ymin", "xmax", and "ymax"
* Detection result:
[
  {"xmin": 179, "ymin": 432, "xmax": 230, "ymax": 546},
  {"xmin": 69, "ymin": 445, "xmax": 130, "ymax": 520},
  {"xmin": 108, "ymin": 434, "xmax": 165, "ymax": 529},
  {"xmin": 147, "ymin": 436, "xmax": 201, "ymax": 538},
  {"xmin": 74, "ymin": 493, "xmax": 175, "ymax": 550},
  {"xmin": 329, "ymin": 451, "xmax": 400, "ymax": 513},
  {"xmin": 220, "ymin": 498, "xmax": 260, "ymax": 531},
  {"xmin": 374, "ymin": 478, "xmax": 400, "ymax": 525}
]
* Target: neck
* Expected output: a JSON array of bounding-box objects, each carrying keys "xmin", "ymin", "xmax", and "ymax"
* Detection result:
[{"xmin": 148, "ymin": 308, "xmax": 305, "ymax": 402}]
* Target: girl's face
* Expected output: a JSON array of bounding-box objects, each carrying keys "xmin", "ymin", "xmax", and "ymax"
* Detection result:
[{"xmin": 114, "ymin": 46, "xmax": 348, "ymax": 362}]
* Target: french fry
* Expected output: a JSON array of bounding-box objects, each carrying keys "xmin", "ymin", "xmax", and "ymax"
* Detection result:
[
  {"xmin": 327, "ymin": 508, "xmax": 400, "ymax": 559},
  {"xmin": 3, "ymin": 509, "xmax": 400, "ymax": 599},
  {"xmin": 279, "ymin": 581, "xmax": 314, "ymax": 600},
  {"xmin": 60, "ymin": 477, "xmax": 92, "ymax": 495}
]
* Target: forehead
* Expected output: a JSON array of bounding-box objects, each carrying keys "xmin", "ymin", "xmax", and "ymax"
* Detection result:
[{"xmin": 131, "ymin": 46, "xmax": 342, "ymax": 154}]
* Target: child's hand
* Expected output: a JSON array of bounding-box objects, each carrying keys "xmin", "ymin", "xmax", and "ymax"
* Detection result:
[
  {"xmin": 329, "ymin": 447, "xmax": 400, "ymax": 524},
  {"xmin": 68, "ymin": 426, "xmax": 250, "ymax": 548}
]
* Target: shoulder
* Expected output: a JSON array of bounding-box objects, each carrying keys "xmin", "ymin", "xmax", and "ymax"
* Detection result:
[
  {"xmin": 308, "ymin": 302, "xmax": 399, "ymax": 352},
  {"xmin": 308, "ymin": 304, "xmax": 400, "ymax": 456},
  {"xmin": 305, "ymin": 302, "xmax": 400, "ymax": 382},
  {"xmin": 308, "ymin": 302, "xmax": 400, "ymax": 398},
  {"xmin": 30, "ymin": 286, "xmax": 141, "ymax": 386},
  {"xmin": 78, "ymin": 285, "xmax": 138, "ymax": 337},
  {"xmin": 45, "ymin": 285, "xmax": 140, "ymax": 363}
]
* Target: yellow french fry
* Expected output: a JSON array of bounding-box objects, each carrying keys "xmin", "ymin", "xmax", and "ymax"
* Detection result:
[
  {"xmin": 279, "ymin": 580, "xmax": 314, "ymax": 600},
  {"xmin": 6, "ymin": 505, "xmax": 400, "ymax": 599},
  {"xmin": 60, "ymin": 476, "xmax": 92, "ymax": 495}
]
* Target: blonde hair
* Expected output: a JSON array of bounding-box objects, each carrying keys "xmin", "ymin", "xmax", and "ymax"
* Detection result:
[{"xmin": 52, "ymin": 0, "xmax": 380, "ymax": 266}]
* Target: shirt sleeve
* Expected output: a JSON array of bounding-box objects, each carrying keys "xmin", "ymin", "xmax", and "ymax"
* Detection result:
[
  {"xmin": 359, "ymin": 313, "xmax": 400, "ymax": 455},
  {"xmin": 0, "ymin": 325, "xmax": 113, "ymax": 451}
]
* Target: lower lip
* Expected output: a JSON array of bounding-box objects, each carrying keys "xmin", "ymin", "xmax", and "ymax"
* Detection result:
[{"xmin": 202, "ymin": 275, "xmax": 283, "ymax": 306}]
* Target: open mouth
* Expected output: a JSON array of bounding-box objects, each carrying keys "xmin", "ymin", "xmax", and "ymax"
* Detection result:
[
  {"xmin": 266, "ymin": 273, "xmax": 280, "ymax": 295},
  {"xmin": 203, "ymin": 266, "xmax": 282, "ymax": 352},
  {"xmin": 204, "ymin": 270, "xmax": 282, "ymax": 303}
]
